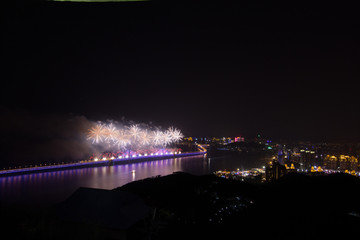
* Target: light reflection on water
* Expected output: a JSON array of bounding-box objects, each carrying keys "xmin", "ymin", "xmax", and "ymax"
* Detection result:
[{"xmin": 0, "ymin": 153, "xmax": 268, "ymax": 207}]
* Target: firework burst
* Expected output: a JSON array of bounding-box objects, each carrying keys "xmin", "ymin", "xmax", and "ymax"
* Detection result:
[
  {"xmin": 114, "ymin": 129, "xmax": 130, "ymax": 150},
  {"xmin": 167, "ymin": 127, "xmax": 184, "ymax": 142},
  {"xmin": 86, "ymin": 121, "xmax": 184, "ymax": 152},
  {"xmin": 87, "ymin": 124, "xmax": 104, "ymax": 144},
  {"xmin": 128, "ymin": 124, "xmax": 141, "ymax": 141},
  {"xmin": 140, "ymin": 130, "xmax": 152, "ymax": 146},
  {"xmin": 103, "ymin": 123, "xmax": 118, "ymax": 142}
]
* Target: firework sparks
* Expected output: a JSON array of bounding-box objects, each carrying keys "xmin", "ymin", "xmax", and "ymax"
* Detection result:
[
  {"xmin": 167, "ymin": 127, "xmax": 184, "ymax": 142},
  {"xmin": 87, "ymin": 124, "xmax": 104, "ymax": 143},
  {"xmin": 103, "ymin": 123, "xmax": 118, "ymax": 142},
  {"xmin": 140, "ymin": 130, "xmax": 152, "ymax": 146},
  {"xmin": 152, "ymin": 130, "xmax": 163, "ymax": 146},
  {"xmin": 128, "ymin": 124, "xmax": 141, "ymax": 141},
  {"xmin": 86, "ymin": 121, "xmax": 184, "ymax": 152},
  {"xmin": 162, "ymin": 130, "xmax": 173, "ymax": 146},
  {"xmin": 114, "ymin": 129, "xmax": 130, "ymax": 150}
]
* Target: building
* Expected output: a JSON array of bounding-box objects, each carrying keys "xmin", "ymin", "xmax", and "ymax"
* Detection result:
[
  {"xmin": 324, "ymin": 155, "xmax": 337, "ymax": 170},
  {"xmin": 299, "ymin": 149, "xmax": 317, "ymax": 169},
  {"xmin": 339, "ymin": 155, "xmax": 358, "ymax": 171},
  {"xmin": 266, "ymin": 160, "xmax": 287, "ymax": 181},
  {"xmin": 285, "ymin": 163, "xmax": 297, "ymax": 173},
  {"xmin": 308, "ymin": 166, "xmax": 325, "ymax": 176},
  {"xmin": 234, "ymin": 136, "xmax": 245, "ymax": 142},
  {"xmin": 324, "ymin": 155, "xmax": 358, "ymax": 171}
]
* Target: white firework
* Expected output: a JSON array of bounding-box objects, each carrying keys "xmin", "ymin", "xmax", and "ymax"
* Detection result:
[
  {"xmin": 128, "ymin": 124, "xmax": 142, "ymax": 141},
  {"xmin": 152, "ymin": 130, "xmax": 163, "ymax": 146},
  {"xmin": 169, "ymin": 127, "xmax": 183, "ymax": 142},
  {"xmin": 114, "ymin": 130, "xmax": 130, "ymax": 150},
  {"xmin": 103, "ymin": 123, "xmax": 118, "ymax": 142},
  {"xmin": 162, "ymin": 129, "xmax": 173, "ymax": 146},
  {"xmin": 140, "ymin": 130, "xmax": 152, "ymax": 146},
  {"xmin": 86, "ymin": 121, "xmax": 184, "ymax": 151},
  {"xmin": 87, "ymin": 124, "xmax": 104, "ymax": 144}
]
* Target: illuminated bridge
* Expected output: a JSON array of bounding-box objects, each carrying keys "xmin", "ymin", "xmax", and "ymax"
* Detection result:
[{"xmin": 0, "ymin": 145, "xmax": 207, "ymax": 177}]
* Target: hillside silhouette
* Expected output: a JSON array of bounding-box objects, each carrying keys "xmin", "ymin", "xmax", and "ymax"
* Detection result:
[
  {"xmin": 116, "ymin": 172, "xmax": 360, "ymax": 239},
  {"xmin": 1, "ymin": 172, "xmax": 359, "ymax": 239}
]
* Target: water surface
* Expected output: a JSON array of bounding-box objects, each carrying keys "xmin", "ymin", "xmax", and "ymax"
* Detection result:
[{"xmin": 0, "ymin": 152, "xmax": 270, "ymax": 207}]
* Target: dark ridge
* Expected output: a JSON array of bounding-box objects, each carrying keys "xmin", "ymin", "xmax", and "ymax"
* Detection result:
[{"xmin": 1, "ymin": 172, "xmax": 359, "ymax": 239}]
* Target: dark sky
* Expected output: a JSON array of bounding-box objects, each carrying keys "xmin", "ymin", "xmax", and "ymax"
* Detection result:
[{"xmin": 2, "ymin": 1, "xmax": 360, "ymax": 142}]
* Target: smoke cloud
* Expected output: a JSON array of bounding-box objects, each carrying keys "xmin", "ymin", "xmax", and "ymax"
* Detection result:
[
  {"xmin": 0, "ymin": 107, "xmax": 184, "ymax": 168},
  {"xmin": 0, "ymin": 108, "xmax": 95, "ymax": 167}
]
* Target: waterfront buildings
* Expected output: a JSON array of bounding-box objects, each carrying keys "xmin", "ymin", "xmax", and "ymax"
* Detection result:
[{"xmin": 324, "ymin": 155, "xmax": 358, "ymax": 171}]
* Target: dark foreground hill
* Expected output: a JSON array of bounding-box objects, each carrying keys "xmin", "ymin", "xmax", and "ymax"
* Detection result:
[
  {"xmin": 1, "ymin": 172, "xmax": 359, "ymax": 240},
  {"xmin": 116, "ymin": 172, "xmax": 360, "ymax": 240}
]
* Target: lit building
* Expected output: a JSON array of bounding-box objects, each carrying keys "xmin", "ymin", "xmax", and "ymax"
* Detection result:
[
  {"xmin": 299, "ymin": 149, "xmax": 316, "ymax": 169},
  {"xmin": 309, "ymin": 166, "xmax": 325, "ymax": 176},
  {"xmin": 323, "ymin": 155, "xmax": 358, "ymax": 171},
  {"xmin": 234, "ymin": 136, "xmax": 245, "ymax": 142},
  {"xmin": 324, "ymin": 155, "xmax": 337, "ymax": 170},
  {"xmin": 277, "ymin": 145, "xmax": 285, "ymax": 165},
  {"xmin": 266, "ymin": 160, "xmax": 287, "ymax": 181},
  {"xmin": 339, "ymin": 155, "xmax": 358, "ymax": 171},
  {"xmin": 285, "ymin": 163, "xmax": 297, "ymax": 173}
]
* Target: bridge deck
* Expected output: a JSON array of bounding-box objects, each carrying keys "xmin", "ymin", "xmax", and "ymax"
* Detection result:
[{"xmin": 0, "ymin": 151, "xmax": 206, "ymax": 177}]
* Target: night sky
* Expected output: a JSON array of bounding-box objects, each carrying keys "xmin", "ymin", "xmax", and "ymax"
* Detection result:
[{"xmin": 2, "ymin": 1, "xmax": 360, "ymax": 143}]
